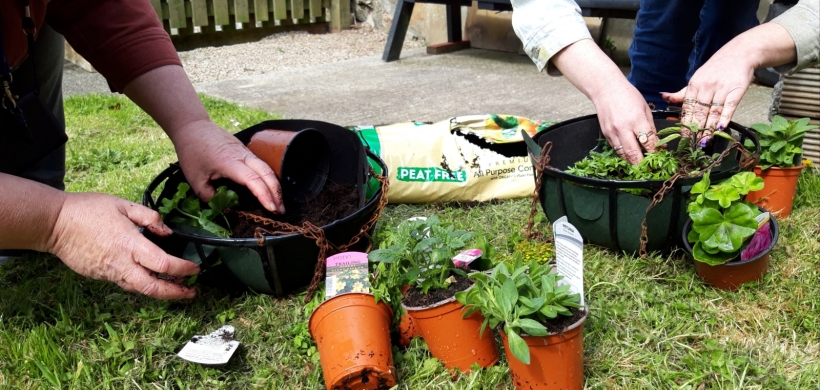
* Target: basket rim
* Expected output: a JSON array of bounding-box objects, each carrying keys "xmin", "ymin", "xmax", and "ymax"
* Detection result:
[
  {"xmin": 142, "ymin": 149, "xmax": 387, "ymax": 247},
  {"xmin": 530, "ymin": 111, "xmax": 761, "ymax": 189}
]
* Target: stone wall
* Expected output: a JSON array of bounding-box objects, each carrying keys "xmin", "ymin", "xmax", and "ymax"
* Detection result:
[{"xmin": 354, "ymin": 0, "xmax": 463, "ymax": 46}]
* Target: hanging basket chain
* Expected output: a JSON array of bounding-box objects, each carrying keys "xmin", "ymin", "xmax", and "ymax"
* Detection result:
[
  {"xmin": 638, "ymin": 139, "xmax": 758, "ymax": 258},
  {"xmin": 236, "ymin": 169, "xmax": 390, "ymax": 303},
  {"xmin": 525, "ymin": 141, "xmax": 554, "ymax": 241}
]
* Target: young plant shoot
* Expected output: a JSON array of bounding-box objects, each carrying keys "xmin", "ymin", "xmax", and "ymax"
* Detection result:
[
  {"xmin": 455, "ymin": 258, "xmax": 582, "ymax": 365},
  {"xmin": 159, "ymin": 183, "xmax": 239, "ymax": 238},
  {"xmin": 745, "ymin": 115, "xmax": 819, "ymax": 169}
]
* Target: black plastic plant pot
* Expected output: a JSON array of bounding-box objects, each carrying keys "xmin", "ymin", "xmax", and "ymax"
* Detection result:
[
  {"xmin": 681, "ymin": 207, "xmax": 779, "ymax": 290},
  {"xmin": 528, "ymin": 111, "xmax": 760, "ymax": 254},
  {"xmin": 141, "ymin": 120, "xmax": 384, "ymax": 296}
]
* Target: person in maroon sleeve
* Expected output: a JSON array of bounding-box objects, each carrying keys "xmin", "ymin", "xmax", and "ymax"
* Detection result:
[{"xmin": 0, "ymin": 0, "xmax": 286, "ymax": 299}]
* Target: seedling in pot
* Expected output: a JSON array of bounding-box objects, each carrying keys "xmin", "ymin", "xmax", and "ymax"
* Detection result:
[
  {"xmin": 158, "ymin": 183, "xmax": 239, "ymax": 238},
  {"xmin": 455, "ymin": 257, "xmax": 583, "ymax": 364},
  {"xmin": 369, "ymin": 216, "xmax": 475, "ymax": 318},
  {"xmin": 686, "ymin": 171, "xmax": 765, "ymax": 265},
  {"xmin": 745, "ymin": 115, "xmax": 818, "ymax": 169}
]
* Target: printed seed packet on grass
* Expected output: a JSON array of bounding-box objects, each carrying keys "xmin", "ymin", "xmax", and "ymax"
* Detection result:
[{"xmin": 325, "ymin": 252, "xmax": 370, "ymax": 300}]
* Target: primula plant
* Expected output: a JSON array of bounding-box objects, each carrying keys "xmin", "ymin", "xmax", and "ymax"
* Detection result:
[
  {"xmin": 455, "ymin": 258, "xmax": 582, "ymax": 365},
  {"xmin": 369, "ymin": 216, "xmax": 475, "ymax": 317},
  {"xmin": 159, "ymin": 183, "xmax": 239, "ymax": 238},
  {"xmin": 686, "ymin": 171, "xmax": 764, "ymax": 265},
  {"xmin": 744, "ymin": 116, "xmax": 818, "ymax": 169}
]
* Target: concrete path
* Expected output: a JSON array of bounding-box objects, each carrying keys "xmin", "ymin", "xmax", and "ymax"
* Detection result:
[{"xmin": 194, "ymin": 47, "xmax": 773, "ymax": 128}]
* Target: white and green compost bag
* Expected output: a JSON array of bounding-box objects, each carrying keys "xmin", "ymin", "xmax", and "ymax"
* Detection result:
[{"xmin": 354, "ymin": 114, "xmax": 553, "ymax": 204}]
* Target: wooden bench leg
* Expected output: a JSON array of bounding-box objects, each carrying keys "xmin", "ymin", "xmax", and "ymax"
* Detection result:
[
  {"xmin": 382, "ymin": 0, "xmax": 415, "ymax": 62},
  {"xmin": 426, "ymin": 3, "xmax": 470, "ymax": 55}
]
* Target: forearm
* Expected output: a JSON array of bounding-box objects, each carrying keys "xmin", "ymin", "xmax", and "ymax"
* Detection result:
[
  {"xmin": 122, "ymin": 65, "xmax": 211, "ymax": 144},
  {"xmin": 549, "ymin": 39, "xmax": 628, "ymax": 102},
  {"xmin": 0, "ymin": 173, "xmax": 67, "ymax": 252},
  {"xmin": 714, "ymin": 23, "xmax": 796, "ymax": 71}
]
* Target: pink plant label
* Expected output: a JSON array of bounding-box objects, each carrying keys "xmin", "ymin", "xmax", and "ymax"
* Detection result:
[
  {"xmin": 326, "ymin": 251, "xmax": 369, "ymax": 267},
  {"xmin": 452, "ymin": 249, "xmax": 483, "ymax": 267}
]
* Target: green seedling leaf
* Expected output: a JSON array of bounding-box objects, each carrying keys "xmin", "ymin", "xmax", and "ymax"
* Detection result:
[
  {"xmin": 516, "ymin": 318, "xmax": 548, "ymax": 337},
  {"xmin": 506, "ymin": 328, "xmax": 530, "ymax": 365},
  {"xmin": 712, "ymin": 131, "xmax": 734, "ymax": 141},
  {"xmin": 208, "ymin": 186, "xmax": 239, "ymax": 213},
  {"xmin": 655, "ymin": 133, "xmax": 681, "ymax": 147},
  {"xmin": 691, "ymin": 202, "xmax": 759, "ymax": 253}
]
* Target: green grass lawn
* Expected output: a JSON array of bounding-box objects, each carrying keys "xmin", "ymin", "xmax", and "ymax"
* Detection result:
[{"xmin": 1, "ymin": 94, "xmax": 818, "ymax": 389}]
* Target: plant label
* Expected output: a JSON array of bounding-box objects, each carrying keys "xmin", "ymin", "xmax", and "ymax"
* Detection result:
[
  {"xmin": 553, "ymin": 216, "xmax": 585, "ymax": 306},
  {"xmin": 177, "ymin": 325, "xmax": 240, "ymax": 365},
  {"xmin": 452, "ymin": 249, "xmax": 483, "ymax": 267},
  {"xmin": 325, "ymin": 252, "xmax": 370, "ymax": 300}
]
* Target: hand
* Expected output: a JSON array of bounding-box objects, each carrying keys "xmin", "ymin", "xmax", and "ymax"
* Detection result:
[
  {"xmin": 172, "ymin": 120, "xmax": 285, "ymax": 213},
  {"xmin": 47, "ymin": 193, "xmax": 200, "ymax": 299},
  {"xmin": 661, "ymin": 55, "xmax": 753, "ymax": 134},
  {"xmin": 591, "ymin": 81, "xmax": 659, "ymax": 164}
]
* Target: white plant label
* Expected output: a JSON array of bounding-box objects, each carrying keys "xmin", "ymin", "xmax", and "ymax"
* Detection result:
[
  {"xmin": 177, "ymin": 325, "xmax": 240, "ymax": 365},
  {"xmin": 553, "ymin": 216, "xmax": 585, "ymax": 306}
]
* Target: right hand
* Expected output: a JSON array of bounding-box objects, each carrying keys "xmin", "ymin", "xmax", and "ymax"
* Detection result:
[
  {"xmin": 591, "ymin": 81, "xmax": 659, "ymax": 164},
  {"xmin": 47, "ymin": 193, "xmax": 200, "ymax": 299}
]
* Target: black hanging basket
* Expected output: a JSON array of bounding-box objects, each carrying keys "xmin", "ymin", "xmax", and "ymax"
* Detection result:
[
  {"xmin": 142, "ymin": 120, "xmax": 387, "ymax": 296},
  {"xmin": 527, "ymin": 111, "xmax": 760, "ymax": 254}
]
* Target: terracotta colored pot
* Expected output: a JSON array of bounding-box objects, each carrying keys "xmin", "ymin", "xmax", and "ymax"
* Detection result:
[
  {"xmin": 682, "ymin": 211, "xmax": 780, "ymax": 291},
  {"xmin": 403, "ymin": 294, "xmax": 499, "ymax": 372},
  {"xmin": 309, "ymin": 293, "xmax": 396, "ymax": 390},
  {"xmin": 397, "ymin": 285, "xmax": 420, "ymax": 348},
  {"xmin": 247, "ymin": 128, "xmax": 330, "ymax": 202},
  {"xmin": 745, "ymin": 165, "xmax": 803, "ymax": 218},
  {"xmin": 499, "ymin": 309, "xmax": 588, "ymax": 390}
]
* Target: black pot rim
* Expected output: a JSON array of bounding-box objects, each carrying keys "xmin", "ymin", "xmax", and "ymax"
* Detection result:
[
  {"xmin": 681, "ymin": 205, "xmax": 780, "ymax": 266},
  {"xmin": 530, "ymin": 111, "xmax": 761, "ymax": 189},
  {"xmin": 142, "ymin": 149, "xmax": 388, "ymax": 247}
]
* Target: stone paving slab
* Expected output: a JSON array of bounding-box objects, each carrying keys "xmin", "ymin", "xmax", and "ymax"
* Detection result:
[{"xmin": 194, "ymin": 47, "xmax": 773, "ymax": 128}]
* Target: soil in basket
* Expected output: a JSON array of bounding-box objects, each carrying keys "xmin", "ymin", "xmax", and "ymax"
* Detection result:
[
  {"xmin": 229, "ymin": 182, "xmax": 359, "ymax": 238},
  {"xmin": 403, "ymin": 272, "xmax": 473, "ymax": 307}
]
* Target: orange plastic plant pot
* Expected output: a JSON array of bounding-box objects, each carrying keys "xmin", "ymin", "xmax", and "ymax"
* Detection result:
[
  {"xmin": 247, "ymin": 128, "xmax": 330, "ymax": 202},
  {"xmin": 500, "ymin": 310, "xmax": 588, "ymax": 390},
  {"xmin": 403, "ymin": 297, "xmax": 500, "ymax": 373},
  {"xmin": 745, "ymin": 165, "xmax": 803, "ymax": 218},
  {"xmin": 397, "ymin": 286, "xmax": 420, "ymax": 348},
  {"xmin": 308, "ymin": 293, "xmax": 396, "ymax": 390},
  {"xmin": 693, "ymin": 253, "xmax": 771, "ymax": 291}
]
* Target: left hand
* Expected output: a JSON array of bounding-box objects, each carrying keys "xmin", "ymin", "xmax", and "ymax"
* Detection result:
[
  {"xmin": 661, "ymin": 50, "xmax": 755, "ymax": 134},
  {"xmin": 171, "ymin": 120, "xmax": 285, "ymax": 213}
]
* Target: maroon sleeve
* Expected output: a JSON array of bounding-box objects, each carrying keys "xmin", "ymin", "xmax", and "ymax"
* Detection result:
[{"xmin": 46, "ymin": 0, "xmax": 182, "ymax": 92}]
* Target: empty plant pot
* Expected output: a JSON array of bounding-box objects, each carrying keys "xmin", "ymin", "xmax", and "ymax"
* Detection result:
[
  {"xmin": 500, "ymin": 309, "xmax": 588, "ymax": 390},
  {"xmin": 309, "ymin": 293, "xmax": 396, "ymax": 390},
  {"xmin": 745, "ymin": 165, "xmax": 803, "ymax": 218},
  {"xmin": 682, "ymin": 209, "xmax": 780, "ymax": 291},
  {"xmin": 247, "ymin": 128, "xmax": 331, "ymax": 203},
  {"xmin": 403, "ymin": 295, "xmax": 499, "ymax": 372},
  {"xmin": 527, "ymin": 111, "xmax": 760, "ymax": 254}
]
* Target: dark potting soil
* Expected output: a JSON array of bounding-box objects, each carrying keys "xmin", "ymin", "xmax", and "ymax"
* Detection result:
[
  {"xmin": 540, "ymin": 306, "xmax": 587, "ymax": 335},
  {"xmin": 402, "ymin": 271, "xmax": 473, "ymax": 307},
  {"xmin": 229, "ymin": 182, "xmax": 359, "ymax": 238}
]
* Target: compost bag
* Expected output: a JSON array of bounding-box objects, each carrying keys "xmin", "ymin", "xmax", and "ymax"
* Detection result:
[{"xmin": 354, "ymin": 114, "xmax": 552, "ymax": 203}]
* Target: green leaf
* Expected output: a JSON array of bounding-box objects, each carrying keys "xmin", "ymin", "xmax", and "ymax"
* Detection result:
[
  {"xmin": 180, "ymin": 196, "xmax": 201, "ymax": 215},
  {"xmin": 770, "ymin": 140, "xmax": 788, "ymax": 153},
  {"xmin": 208, "ymin": 186, "xmax": 239, "ymax": 214},
  {"xmin": 692, "ymin": 242, "xmax": 739, "ymax": 265},
  {"xmin": 516, "ymin": 318, "xmax": 548, "ymax": 337},
  {"xmin": 158, "ymin": 183, "xmax": 190, "ymax": 218},
  {"xmin": 704, "ymin": 184, "xmax": 740, "ymax": 208},
  {"xmin": 656, "ymin": 126, "xmax": 682, "ymax": 137},
  {"xmin": 506, "ymin": 329, "xmax": 530, "ymax": 365},
  {"xmin": 728, "ymin": 172, "xmax": 765, "ymax": 194},
  {"xmin": 655, "ymin": 133, "xmax": 681, "ymax": 147},
  {"xmin": 691, "ymin": 170, "xmax": 711, "ymax": 195},
  {"xmin": 712, "ymin": 131, "xmax": 734, "ymax": 141},
  {"xmin": 750, "ymin": 123, "xmax": 775, "ymax": 137},
  {"xmin": 691, "ymin": 202, "xmax": 760, "ymax": 253},
  {"xmin": 496, "ymin": 278, "xmax": 518, "ymax": 315}
]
